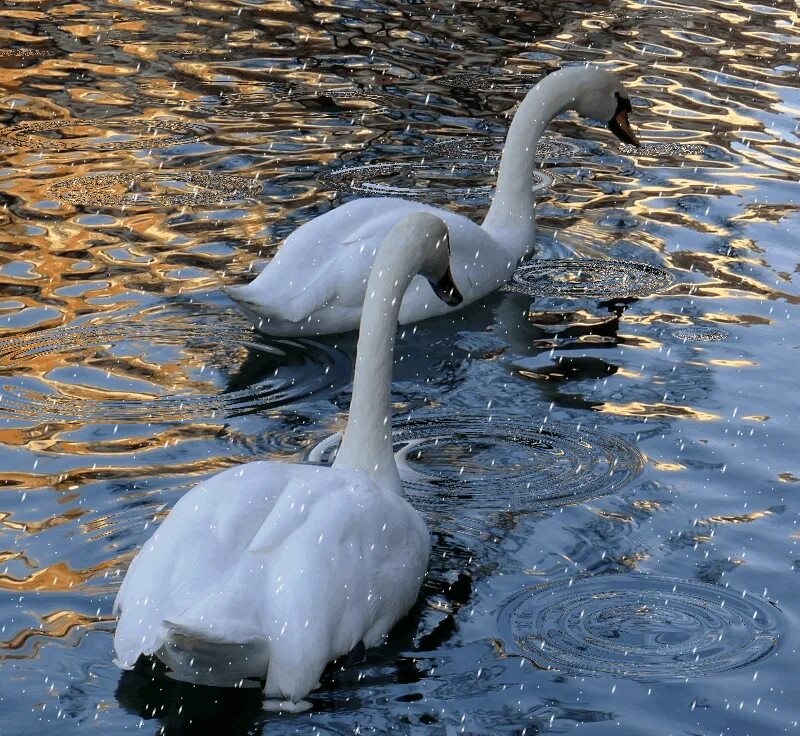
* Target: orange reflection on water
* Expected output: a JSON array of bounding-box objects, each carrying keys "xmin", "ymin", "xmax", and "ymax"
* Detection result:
[
  {"xmin": 597, "ymin": 401, "xmax": 720, "ymax": 421},
  {"xmin": 0, "ymin": 554, "xmax": 131, "ymax": 593}
]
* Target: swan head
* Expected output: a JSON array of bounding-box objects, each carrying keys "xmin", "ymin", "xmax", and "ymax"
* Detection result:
[
  {"xmin": 413, "ymin": 214, "xmax": 463, "ymax": 307},
  {"xmin": 566, "ymin": 67, "xmax": 640, "ymax": 147}
]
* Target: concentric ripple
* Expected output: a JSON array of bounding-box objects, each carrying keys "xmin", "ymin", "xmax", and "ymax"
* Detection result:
[
  {"xmin": 505, "ymin": 259, "xmax": 674, "ymax": 300},
  {"xmin": 0, "ymin": 120, "xmax": 212, "ymax": 151},
  {"xmin": 423, "ymin": 136, "xmax": 582, "ymax": 161},
  {"xmin": 48, "ymin": 172, "xmax": 262, "ymax": 208},
  {"xmin": 0, "ymin": 322, "xmax": 348, "ymax": 422},
  {"xmin": 318, "ymin": 162, "xmax": 552, "ymax": 200},
  {"xmin": 672, "ymin": 325, "xmax": 730, "ymax": 342},
  {"xmin": 439, "ymin": 72, "xmax": 541, "ymax": 91},
  {"xmin": 309, "ymin": 414, "xmax": 644, "ymax": 511},
  {"xmin": 497, "ymin": 575, "xmax": 780, "ymax": 679}
]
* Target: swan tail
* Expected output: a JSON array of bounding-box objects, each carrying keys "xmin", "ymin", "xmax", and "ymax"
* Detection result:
[
  {"xmin": 156, "ymin": 619, "xmax": 269, "ymax": 687},
  {"xmin": 224, "ymin": 283, "xmax": 330, "ymax": 325}
]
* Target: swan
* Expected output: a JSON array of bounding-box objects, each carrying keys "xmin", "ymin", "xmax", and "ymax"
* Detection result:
[
  {"xmin": 224, "ymin": 66, "xmax": 639, "ymax": 337},
  {"xmin": 113, "ymin": 212, "xmax": 461, "ymax": 712}
]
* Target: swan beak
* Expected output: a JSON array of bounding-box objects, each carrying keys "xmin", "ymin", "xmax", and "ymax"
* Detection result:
[
  {"xmin": 429, "ymin": 267, "xmax": 463, "ymax": 306},
  {"xmin": 610, "ymin": 110, "xmax": 639, "ymax": 147},
  {"xmin": 609, "ymin": 104, "xmax": 639, "ymax": 147}
]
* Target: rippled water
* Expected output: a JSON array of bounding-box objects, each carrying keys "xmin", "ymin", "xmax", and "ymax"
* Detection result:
[{"xmin": 1, "ymin": 0, "xmax": 799, "ymax": 734}]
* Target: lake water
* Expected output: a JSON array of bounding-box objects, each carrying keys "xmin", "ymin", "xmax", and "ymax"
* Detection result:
[{"xmin": 0, "ymin": 1, "xmax": 799, "ymax": 734}]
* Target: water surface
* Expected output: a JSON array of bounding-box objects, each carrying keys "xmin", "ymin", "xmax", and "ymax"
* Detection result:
[{"xmin": 0, "ymin": 0, "xmax": 798, "ymax": 734}]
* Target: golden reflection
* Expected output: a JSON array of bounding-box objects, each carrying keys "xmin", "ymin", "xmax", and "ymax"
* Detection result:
[
  {"xmin": 0, "ymin": 507, "xmax": 87, "ymax": 534},
  {"xmin": 709, "ymin": 359, "xmax": 758, "ymax": 368},
  {"xmin": 598, "ymin": 402, "xmax": 720, "ymax": 421},
  {"xmin": 619, "ymin": 551, "xmax": 650, "ymax": 570},
  {"xmin": 0, "ymin": 554, "xmax": 131, "ymax": 593},
  {"xmin": 650, "ymin": 460, "xmax": 686, "ymax": 472},
  {"xmin": 1, "ymin": 610, "xmax": 115, "ymax": 652},
  {"xmin": 0, "ymin": 550, "xmax": 38, "ymax": 568},
  {"xmin": 698, "ymin": 510, "xmax": 773, "ymax": 526},
  {"xmin": 632, "ymin": 500, "xmax": 664, "ymax": 512}
]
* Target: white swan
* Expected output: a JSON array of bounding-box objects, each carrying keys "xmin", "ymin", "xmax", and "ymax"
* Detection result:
[
  {"xmin": 113, "ymin": 213, "xmax": 460, "ymax": 711},
  {"xmin": 224, "ymin": 66, "xmax": 639, "ymax": 337}
]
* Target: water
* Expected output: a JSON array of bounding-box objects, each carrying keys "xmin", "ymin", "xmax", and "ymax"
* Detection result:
[{"xmin": 0, "ymin": 0, "xmax": 799, "ymax": 734}]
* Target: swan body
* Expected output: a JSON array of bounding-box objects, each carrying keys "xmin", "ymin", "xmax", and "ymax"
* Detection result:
[
  {"xmin": 228, "ymin": 198, "xmax": 502, "ymax": 335},
  {"xmin": 225, "ymin": 66, "xmax": 638, "ymax": 337},
  {"xmin": 114, "ymin": 213, "xmax": 460, "ymax": 709}
]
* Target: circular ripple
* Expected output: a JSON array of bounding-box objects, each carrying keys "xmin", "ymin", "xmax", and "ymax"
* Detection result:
[
  {"xmin": 497, "ymin": 575, "xmax": 780, "ymax": 679},
  {"xmin": 319, "ymin": 162, "xmax": 553, "ymax": 200},
  {"xmin": 0, "ymin": 322, "xmax": 348, "ymax": 422},
  {"xmin": 672, "ymin": 325, "xmax": 730, "ymax": 342},
  {"xmin": 423, "ymin": 136, "xmax": 582, "ymax": 161},
  {"xmin": 506, "ymin": 259, "xmax": 674, "ymax": 300},
  {"xmin": 0, "ymin": 119, "xmax": 211, "ymax": 151},
  {"xmin": 48, "ymin": 171, "xmax": 262, "ymax": 208},
  {"xmin": 309, "ymin": 414, "xmax": 644, "ymax": 511},
  {"xmin": 439, "ymin": 73, "xmax": 541, "ymax": 91}
]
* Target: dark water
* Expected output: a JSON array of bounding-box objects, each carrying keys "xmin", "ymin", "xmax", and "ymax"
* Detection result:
[{"xmin": 0, "ymin": 0, "xmax": 799, "ymax": 734}]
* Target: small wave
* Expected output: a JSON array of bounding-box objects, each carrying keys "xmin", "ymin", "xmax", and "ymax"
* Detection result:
[
  {"xmin": 505, "ymin": 259, "xmax": 674, "ymax": 300},
  {"xmin": 497, "ymin": 574, "xmax": 780, "ymax": 679},
  {"xmin": 0, "ymin": 321, "xmax": 348, "ymax": 422}
]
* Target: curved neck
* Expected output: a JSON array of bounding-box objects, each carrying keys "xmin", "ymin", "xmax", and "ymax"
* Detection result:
[
  {"xmin": 332, "ymin": 234, "xmax": 428, "ymax": 493},
  {"xmin": 482, "ymin": 71, "xmax": 577, "ymax": 256}
]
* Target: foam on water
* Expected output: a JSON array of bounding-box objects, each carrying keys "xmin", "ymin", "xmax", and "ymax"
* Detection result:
[
  {"xmin": 0, "ymin": 120, "xmax": 212, "ymax": 151},
  {"xmin": 438, "ymin": 72, "xmax": 542, "ymax": 91},
  {"xmin": 48, "ymin": 172, "xmax": 263, "ymax": 208},
  {"xmin": 318, "ymin": 162, "xmax": 553, "ymax": 200},
  {"xmin": 671, "ymin": 325, "xmax": 730, "ymax": 342},
  {"xmin": 423, "ymin": 135, "xmax": 583, "ymax": 161}
]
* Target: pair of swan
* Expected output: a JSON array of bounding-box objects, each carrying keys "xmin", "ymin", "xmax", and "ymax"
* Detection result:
[
  {"xmin": 223, "ymin": 66, "xmax": 639, "ymax": 336},
  {"xmin": 114, "ymin": 66, "xmax": 639, "ymax": 710}
]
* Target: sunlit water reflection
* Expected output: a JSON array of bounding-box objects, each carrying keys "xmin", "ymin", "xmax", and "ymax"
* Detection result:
[{"xmin": 1, "ymin": 0, "xmax": 799, "ymax": 734}]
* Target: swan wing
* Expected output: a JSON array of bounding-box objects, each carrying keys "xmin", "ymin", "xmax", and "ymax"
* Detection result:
[
  {"xmin": 112, "ymin": 461, "xmax": 293, "ymax": 668},
  {"xmin": 230, "ymin": 198, "xmax": 478, "ymax": 319}
]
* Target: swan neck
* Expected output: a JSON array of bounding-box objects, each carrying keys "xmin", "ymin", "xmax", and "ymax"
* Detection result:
[
  {"xmin": 332, "ymin": 237, "xmax": 425, "ymax": 492},
  {"xmin": 483, "ymin": 74, "xmax": 575, "ymax": 256}
]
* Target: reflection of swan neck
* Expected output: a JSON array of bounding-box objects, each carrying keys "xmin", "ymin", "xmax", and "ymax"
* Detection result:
[
  {"xmin": 332, "ymin": 218, "xmax": 438, "ymax": 492},
  {"xmin": 483, "ymin": 70, "xmax": 578, "ymax": 254}
]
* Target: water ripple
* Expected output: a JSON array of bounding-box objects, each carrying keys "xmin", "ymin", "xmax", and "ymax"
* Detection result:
[
  {"xmin": 48, "ymin": 172, "xmax": 263, "ymax": 209},
  {"xmin": 0, "ymin": 120, "xmax": 211, "ymax": 152},
  {"xmin": 309, "ymin": 414, "xmax": 644, "ymax": 512},
  {"xmin": 497, "ymin": 574, "xmax": 781, "ymax": 680},
  {"xmin": 423, "ymin": 135, "xmax": 583, "ymax": 161},
  {"xmin": 672, "ymin": 325, "xmax": 731, "ymax": 342},
  {"xmin": 0, "ymin": 321, "xmax": 348, "ymax": 422},
  {"xmin": 505, "ymin": 259, "xmax": 675, "ymax": 300},
  {"xmin": 318, "ymin": 162, "xmax": 552, "ymax": 201}
]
